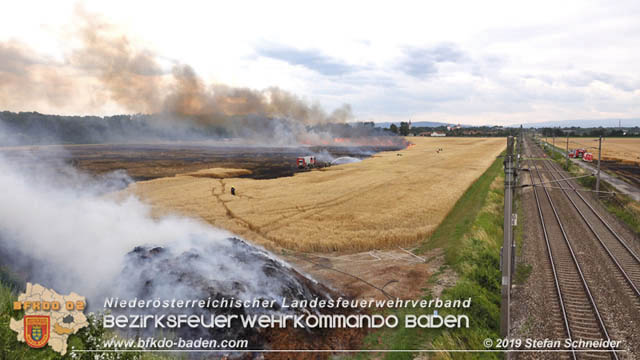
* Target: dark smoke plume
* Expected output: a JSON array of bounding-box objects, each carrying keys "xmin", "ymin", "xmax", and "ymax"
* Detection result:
[
  {"xmin": 0, "ymin": 42, "xmax": 77, "ymax": 111},
  {"xmin": 0, "ymin": 7, "xmax": 352, "ymax": 128}
]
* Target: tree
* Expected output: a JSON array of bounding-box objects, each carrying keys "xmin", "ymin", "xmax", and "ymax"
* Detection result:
[
  {"xmin": 399, "ymin": 122, "xmax": 410, "ymax": 136},
  {"xmin": 389, "ymin": 124, "xmax": 398, "ymax": 134}
]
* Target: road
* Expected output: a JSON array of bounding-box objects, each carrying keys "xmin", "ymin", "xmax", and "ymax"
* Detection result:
[
  {"xmin": 571, "ymin": 159, "xmax": 640, "ymax": 202},
  {"xmin": 542, "ymin": 141, "xmax": 640, "ymax": 202}
]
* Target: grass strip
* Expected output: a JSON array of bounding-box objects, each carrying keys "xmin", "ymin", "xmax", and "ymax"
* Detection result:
[{"xmin": 358, "ymin": 154, "xmax": 507, "ymax": 359}]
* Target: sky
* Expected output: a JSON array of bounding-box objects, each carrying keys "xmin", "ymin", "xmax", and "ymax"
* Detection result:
[{"xmin": 1, "ymin": 0, "xmax": 639, "ymax": 125}]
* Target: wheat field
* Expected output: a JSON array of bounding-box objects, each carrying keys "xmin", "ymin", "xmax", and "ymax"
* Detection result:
[
  {"xmin": 123, "ymin": 137, "xmax": 505, "ymax": 252},
  {"xmin": 552, "ymin": 138, "xmax": 640, "ymax": 164}
]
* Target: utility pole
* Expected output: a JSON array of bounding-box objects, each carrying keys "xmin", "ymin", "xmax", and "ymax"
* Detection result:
[
  {"xmin": 518, "ymin": 125, "xmax": 523, "ymax": 171},
  {"xmin": 566, "ymin": 136, "xmax": 570, "ymax": 169},
  {"xmin": 501, "ymin": 136, "xmax": 516, "ymax": 340},
  {"xmin": 596, "ymin": 136, "xmax": 602, "ymax": 195}
]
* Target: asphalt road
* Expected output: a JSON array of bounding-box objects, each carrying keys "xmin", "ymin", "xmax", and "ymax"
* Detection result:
[
  {"xmin": 542, "ymin": 142, "xmax": 640, "ymax": 202},
  {"xmin": 571, "ymin": 158, "xmax": 640, "ymax": 202}
]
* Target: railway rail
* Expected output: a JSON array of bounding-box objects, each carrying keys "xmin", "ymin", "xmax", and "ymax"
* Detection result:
[
  {"xmin": 525, "ymin": 137, "xmax": 620, "ymax": 360},
  {"xmin": 533, "ymin": 144, "xmax": 640, "ymax": 303}
]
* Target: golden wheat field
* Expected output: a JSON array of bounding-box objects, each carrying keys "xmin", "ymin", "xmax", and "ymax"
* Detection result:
[
  {"xmin": 557, "ymin": 138, "xmax": 640, "ymax": 163},
  {"xmin": 123, "ymin": 137, "xmax": 505, "ymax": 252}
]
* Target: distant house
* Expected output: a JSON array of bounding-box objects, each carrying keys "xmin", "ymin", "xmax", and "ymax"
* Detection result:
[
  {"xmin": 418, "ymin": 132, "xmax": 432, "ymax": 137},
  {"xmin": 431, "ymin": 132, "xmax": 446, "ymax": 137}
]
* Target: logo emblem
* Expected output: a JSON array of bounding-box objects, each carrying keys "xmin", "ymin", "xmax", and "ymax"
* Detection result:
[{"xmin": 24, "ymin": 315, "xmax": 50, "ymax": 348}]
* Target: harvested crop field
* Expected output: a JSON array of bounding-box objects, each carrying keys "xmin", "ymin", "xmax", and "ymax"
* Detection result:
[
  {"xmin": 124, "ymin": 137, "xmax": 505, "ymax": 252},
  {"xmin": 564, "ymin": 137, "xmax": 640, "ymax": 164}
]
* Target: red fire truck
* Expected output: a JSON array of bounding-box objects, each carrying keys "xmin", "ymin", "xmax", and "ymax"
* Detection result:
[
  {"xmin": 583, "ymin": 152, "xmax": 594, "ymax": 162},
  {"xmin": 568, "ymin": 148, "xmax": 588, "ymax": 158},
  {"xmin": 296, "ymin": 156, "xmax": 316, "ymax": 169}
]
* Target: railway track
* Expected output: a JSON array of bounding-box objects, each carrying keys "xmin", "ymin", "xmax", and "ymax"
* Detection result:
[
  {"xmin": 525, "ymin": 138, "xmax": 620, "ymax": 360},
  {"xmin": 534, "ymin": 146, "xmax": 640, "ymax": 304}
]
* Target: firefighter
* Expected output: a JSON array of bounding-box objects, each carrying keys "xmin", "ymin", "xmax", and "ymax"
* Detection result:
[{"xmin": 231, "ymin": 186, "xmax": 236, "ymax": 196}]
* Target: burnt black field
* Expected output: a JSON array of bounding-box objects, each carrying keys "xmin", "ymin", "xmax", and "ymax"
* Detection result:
[{"xmin": 0, "ymin": 143, "xmax": 405, "ymax": 181}]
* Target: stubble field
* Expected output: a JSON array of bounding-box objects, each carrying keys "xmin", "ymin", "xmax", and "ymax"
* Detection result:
[{"xmin": 124, "ymin": 137, "xmax": 506, "ymax": 252}]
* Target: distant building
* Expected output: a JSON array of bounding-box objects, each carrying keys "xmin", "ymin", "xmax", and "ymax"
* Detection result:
[
  {"xmin": 418, "ymin": 132, "xmax": 432, "ymax": 137},
  {"xmin": 431, "ymin": 132, "xmax": 446, "ymax": 137}
]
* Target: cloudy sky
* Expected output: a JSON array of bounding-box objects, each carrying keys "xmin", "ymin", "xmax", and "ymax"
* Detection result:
[{"xmin": 1, "ymin": 0, "xmax": 639, "ymax": 125}]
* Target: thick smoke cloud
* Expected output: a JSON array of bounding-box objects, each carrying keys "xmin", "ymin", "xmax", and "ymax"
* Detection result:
[
  {"xmin": 0, "ymin": 144, "xmax": 331, "ymax": 309},
  {"xmin": 0, "ymin": 42, "xmax": 77, "ymax": 111},
  {"xmin": 0, "ymin": 7, "xmax": 352, "ymax": 127}
]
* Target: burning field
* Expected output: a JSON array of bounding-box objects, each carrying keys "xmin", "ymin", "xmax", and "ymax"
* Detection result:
[
  {"xmin": 0, "ymin": 142, "xmax": 400, "ymax": 181},
  {"xmin": 0, "ymin": 96, "xmax": 503, "ymax": 355},
  {"xmin": 0, "ymin": 132, "xmax": 503, "ymax": 356},
  {"xmin": 0, "ymin": 142, "xmax": 374, "ymax": 356},
  {"xmin": 0, "ymin": 5, "xmax": 510, "ymax": 357},
  {"xmin": 124, "ymin": 137, "xmax": 506, "ymax": 252},
  {"xmin": 0, "ymin": 7, "xmax": 510, "ymax": 356}
]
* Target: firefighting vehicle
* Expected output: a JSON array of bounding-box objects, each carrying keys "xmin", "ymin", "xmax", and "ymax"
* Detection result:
[
  {"xmin": 296, "ymin": 156, "xmax": 316, "ymax": 169},
  {"xmin": 583, "ymin": 152, "xmax": 594, "ymax": 162},
  {"xmin": 568, "ymin": 149, "xmax": 586, "ymax": 158}
]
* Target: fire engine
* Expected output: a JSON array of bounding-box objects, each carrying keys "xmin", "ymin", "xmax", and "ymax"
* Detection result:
[
  {"xmin": 296, "ymin": 156, "xmax": 316, "ymax": 169},
  {"xmin": 569, "ymin": 149, "xmax": 586, "ymax": 158},
  {"xmin": 583, "ymin": 152, "xmax": 594, "ymax": 162}
]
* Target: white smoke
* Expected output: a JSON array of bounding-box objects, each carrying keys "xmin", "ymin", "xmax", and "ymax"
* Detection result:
[
  {"xmin": 0, "ymin": 145, "xmax": 327, "ymax": 310},
  {"xmin": 0, "ymin": 152, "xmax": 196, "ymax": 296},
  {"xmin": 312, "ymin": 149, "xmax": 336, "ymax": 163}
]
